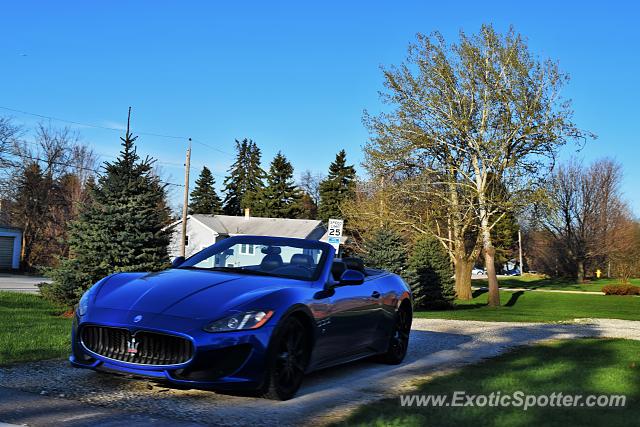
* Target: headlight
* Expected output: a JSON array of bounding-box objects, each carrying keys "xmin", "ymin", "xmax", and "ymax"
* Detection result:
[
  {"xmin": 77, "ymin": 281, "xmax": 102, "ymax": 316},
  {"xmin": 77, "ymin": 290, "xmax": 91, "ymax": 316},
  {"xmin": 204, "ymin": 310, "xmax": 274, "ymax": 332}
]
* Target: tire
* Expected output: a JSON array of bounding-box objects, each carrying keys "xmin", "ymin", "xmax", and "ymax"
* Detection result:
[
  {"xmin": 377, "ymin": 304, "xmax": 412, "ymax": 365},
  {"xmin": 261, "ymin": 316, "xmax": 309, "ymax": 400}
]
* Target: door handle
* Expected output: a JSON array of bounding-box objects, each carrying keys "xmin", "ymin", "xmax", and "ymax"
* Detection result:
[{"xmin": 371, "ymin": 291, "xmax": 381, "ymax": 298}]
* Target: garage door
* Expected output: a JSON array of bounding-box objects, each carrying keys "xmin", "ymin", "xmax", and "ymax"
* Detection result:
[{"xmin": 0, "ymin": 236, "xmax": 14, "ymax": 269}]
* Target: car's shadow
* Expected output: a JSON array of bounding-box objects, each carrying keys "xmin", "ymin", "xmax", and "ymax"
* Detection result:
[
  {"xmin": 103, "ymin": 329, "xmax": 473, "ymax": 399},
  {"xmin": 296, "ymin": 330, "xmax": 472, "ymax": 397}
]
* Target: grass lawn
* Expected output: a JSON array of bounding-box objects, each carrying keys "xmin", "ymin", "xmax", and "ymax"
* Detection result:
[
  {"xmin": 415, "ymin": 290, "xmax": 640, "ymax": 322},
  {"xmin": 0, "ymin": 292, "xmax": 71, "ymax": 365},
  {"xmin": 337, "ymin": 339, "xmax": 640, "ymax": 427},
  {"xmin": 474, "ymin": 275, "xmax": 640, "ymax": 292}
]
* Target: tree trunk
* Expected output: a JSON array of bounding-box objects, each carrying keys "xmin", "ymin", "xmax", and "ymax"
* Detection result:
[
  {"xmin": 454, "ymin": 255, "xmax": 473, "ymax": 300},
  {"xmin": 479, "ymin": 209, "xmax": 501, "ymax": 307},
  {"xmin": 577, "ymin": 260, "xmax": 585, "ymax": 283},
  {"xmin": 484, "ymin": 245, "xmax": 500, "ymax": 307}
]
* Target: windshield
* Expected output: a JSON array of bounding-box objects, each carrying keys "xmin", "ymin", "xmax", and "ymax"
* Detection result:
[{"xmin": 178, "ymin": 236, "xmax": 330, "ymax": 281}]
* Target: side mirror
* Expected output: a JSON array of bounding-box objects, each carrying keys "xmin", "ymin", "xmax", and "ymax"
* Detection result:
[
  {"xmin": 339, "ymin": 269, "xmax": 365, "ymax": 286},
  {"xmin": 171, "ymin": 256, "xmax": 185, "ymax": 268}
]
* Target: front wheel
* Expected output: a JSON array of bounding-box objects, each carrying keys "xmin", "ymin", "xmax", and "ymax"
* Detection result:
[
  {"xmin": 261, "ymin": 316, "xmax": 309, "ymax": 400},
  {"xmin": 377, "ymin": 304, "xmax": 412, "ymax": 364}
]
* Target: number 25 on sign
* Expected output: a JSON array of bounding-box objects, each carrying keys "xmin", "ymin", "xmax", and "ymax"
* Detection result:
[{"xmin": 326, "ymin": 218, "xmax": 344, "ymax": 252}]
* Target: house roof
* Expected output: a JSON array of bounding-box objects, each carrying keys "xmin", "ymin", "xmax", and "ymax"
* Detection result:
[{"xmin": 191, "ymin": 214, "xmax": 325, "ymax": 239}]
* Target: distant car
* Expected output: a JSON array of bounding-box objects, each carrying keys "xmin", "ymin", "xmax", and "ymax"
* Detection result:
[
  {"xmin": 70, "ymin": 235, "xmax": 413, "ymax": 400},
  {"xmin": 472, "ymin": 267, "xmax": 486, "ymax": 275},
  {"xmin": 505, "ymin": 268, "xmax": 521, "ymax": 276}
]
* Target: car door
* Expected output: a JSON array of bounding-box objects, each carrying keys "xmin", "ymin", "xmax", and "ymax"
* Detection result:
[{"xmin": 313, "ymin": 278, "xmax": 384, "ymax": 365}]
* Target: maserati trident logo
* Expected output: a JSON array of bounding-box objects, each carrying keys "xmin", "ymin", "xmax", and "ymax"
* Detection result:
[
  {"xmin": 133, "ymin": 314, "xmax": 143, "ymax": 323},
  {"xmin": 127, "ymin": 337, "xmax": 140, "ymax": 355}
]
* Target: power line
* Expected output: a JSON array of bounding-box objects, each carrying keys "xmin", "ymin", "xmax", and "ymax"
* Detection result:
[
  {"xmin": 0, "ymin": 105, "xmax": 235, "ymax": 158},
  {"xmin": 19, "ymin": 137, "xmax": 227, "ymax": 180},
  {"xmin": 13, "ymin": 152, "xmax": 185, "ymax": 188}
]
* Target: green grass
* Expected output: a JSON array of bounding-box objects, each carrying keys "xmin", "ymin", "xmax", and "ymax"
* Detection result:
[
  {"xmin": 416, "ymin": 290, "xmax": 640, "ymax": 322},
  {"xmin": 474, "ymin": 275, "xmax": 640, "ymax": 292},
  {"xmin": 337, "ymin": 339, "xmax": 640, "ymax": 427},
  {"xmin": 0, "ymin": 292, "xmax": 71, "ymax": 365}
]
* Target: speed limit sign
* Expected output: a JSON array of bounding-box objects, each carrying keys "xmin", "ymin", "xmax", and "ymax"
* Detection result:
[{"xmin": 326, "ymin": 218, "xmax": 344, "ymax": 252}]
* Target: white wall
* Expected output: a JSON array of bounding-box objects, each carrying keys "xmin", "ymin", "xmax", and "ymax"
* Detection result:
[{"xmin": 167, "ymin": 218, "xmax": 219, "ymax": 260}]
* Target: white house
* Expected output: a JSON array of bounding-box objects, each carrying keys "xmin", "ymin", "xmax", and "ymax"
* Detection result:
[
  {"xmin": 166, "ymin": 213, "xmax": 327, "ymax": 259},
  {"xmin": 0, "ymin": 225, "xmax": 22, "ymax": 270}
]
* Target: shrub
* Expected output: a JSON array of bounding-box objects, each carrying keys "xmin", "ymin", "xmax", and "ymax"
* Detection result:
[
  {"xmin": 602, "ymin": 284, "xmax": 640, "ymax": 296},
  {"xmin": 406, "ymin": 235, "xmax": 455, "ymax": 309},
  {"xmin": 362, "ymin": 228, "xmax": 407, "ymax": 275}
]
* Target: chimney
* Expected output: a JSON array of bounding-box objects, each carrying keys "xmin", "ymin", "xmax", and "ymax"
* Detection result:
[{"xmin": 244, "ymin": 208, "xmax": 250, "ymax": 219}]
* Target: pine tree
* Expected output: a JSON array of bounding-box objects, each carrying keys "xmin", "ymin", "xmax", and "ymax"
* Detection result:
[
  {"xmin": 406, "ymin": 235, "xmax": 455, "ymax": 309},
  {"xmin": 222, "ymin": 139, "xmax": 265, "ymax": 215},
  {"xmin": 362, "ymin": 228, "xmax": 407, "ymax": 275},
  {"xmin": 318, "ymin": 150, "xmax": 356, "ymax": 223},
  {"xmin": 256, "ymin": 152, "xmax": 302, "ymax": 218},
  {"xmin": 189, "ymin": 166, "xmax": 222, "ymax": 214},
  {"xmin": 41, "ymin": 108, "xmax": 172, "ymax": 307}
]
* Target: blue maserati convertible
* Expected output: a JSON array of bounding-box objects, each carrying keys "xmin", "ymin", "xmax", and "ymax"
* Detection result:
[{"xmin": 70, "ymin": 235, "xmax": 413, "ymax": 400}]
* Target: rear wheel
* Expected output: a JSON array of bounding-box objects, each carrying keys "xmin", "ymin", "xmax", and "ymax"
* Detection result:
[
  {"xmin": 377, "ymin": 304, "xmax": 412, "ymax": 364},
  {"xmin": 262, "ymin": 316, "xmax": 309, "ymax": 400}
]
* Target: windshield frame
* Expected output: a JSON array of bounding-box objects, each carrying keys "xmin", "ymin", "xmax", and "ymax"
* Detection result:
[{"xmin": 177, "ymin": 235, "xmax": 332, "ymax": 282}]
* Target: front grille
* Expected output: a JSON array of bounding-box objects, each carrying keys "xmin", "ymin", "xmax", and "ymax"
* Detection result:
[{"xmin": 81, "ymin": 325, "xmax": 193, "ymax": 366}]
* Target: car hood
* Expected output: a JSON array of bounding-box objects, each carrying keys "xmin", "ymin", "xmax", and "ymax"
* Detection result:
[{"xmin": 95, "ymin": 269, "xmax": 304, "ymax": 319}]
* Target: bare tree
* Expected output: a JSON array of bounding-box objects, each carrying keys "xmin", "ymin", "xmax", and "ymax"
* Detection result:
[
  {"xmin": 343, "ymin": 176, "xmax": 481, "ymax": 299},
  {"xmin": 298, "ymin": 169, "xmax": 324, "ymax": 220},
  {"xmin": 299, "ymin": 170, "xmax": 323, "ymax": 204},
  {"xmin": 610, "ymin": 221, "xmax": 640, "ymax": 284},
  {"xmin": 8, "ymin": 123, "xmax": 97, "ymax": 268},
  {"xmin": 0, "ymin": 117, "xmax": 23, "ymax": 196},
  {"xmin": 534, "ymin": 159, "xmax": 632, "ymax": 282},
  {"xmin": 364, "ymin": 25, "xmax": 590, "ymax": 305}
]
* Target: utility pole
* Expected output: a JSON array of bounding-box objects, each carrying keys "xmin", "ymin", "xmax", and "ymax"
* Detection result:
[
  {"xmin": 180, "ymin": 138, "xmax": 192, "ymax": 258},
  {"xmin": 518, "ymin": 229, "xmax": 524, "ymax": 274}
]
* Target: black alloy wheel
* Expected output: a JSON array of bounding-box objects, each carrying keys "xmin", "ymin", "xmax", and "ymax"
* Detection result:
[
  {"xmin": 378, "ymin": 304, "xmax": 412, "ymax": 364},
  {"xmin": 263, "ymin": 316, "xmax": 309, "ymax": 400}
]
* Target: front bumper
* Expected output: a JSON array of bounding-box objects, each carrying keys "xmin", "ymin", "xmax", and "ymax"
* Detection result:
[{"xmin": 70, "ymin": 309, "xmax": 275, "ymax": 391}]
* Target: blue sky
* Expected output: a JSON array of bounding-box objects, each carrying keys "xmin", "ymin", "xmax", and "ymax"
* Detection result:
[{"xmin": 2, "ymin": 1, "xmax": 639, "ymax": 213}]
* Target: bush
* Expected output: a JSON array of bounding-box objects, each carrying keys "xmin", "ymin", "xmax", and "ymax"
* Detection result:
[
  {"xmin": 362, "ymin": 228, "xmax": 407, "ymax": 275},
  {"xmin": 602, "ymin": 284, "xmax": 640, "ymax": 296},
  {"xmin": 407, "ymin": 235, "xmax": 455, "ymax": 309}
]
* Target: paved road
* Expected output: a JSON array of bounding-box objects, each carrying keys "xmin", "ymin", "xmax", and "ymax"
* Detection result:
[
  {"xmin": 0, "ymin": 274, "xmax": 49, "ymax": 293},
  {"xmin": 1, "ymin": 318, "xmax": 639, "ymax": 426}
]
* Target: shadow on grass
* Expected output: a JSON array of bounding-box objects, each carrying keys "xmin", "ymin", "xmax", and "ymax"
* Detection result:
[
  {"xmin": 505, "ymin": 291, "xmax": 525, "ymax": 307},
  {"xmin": 472, "ymin": 289, "xmax": 488, "ymax": 298}
]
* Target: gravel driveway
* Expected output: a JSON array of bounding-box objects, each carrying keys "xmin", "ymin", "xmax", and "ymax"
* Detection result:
[{"xmin": 1, "ymin": 318, "xmax": 639, "ymax": 427}]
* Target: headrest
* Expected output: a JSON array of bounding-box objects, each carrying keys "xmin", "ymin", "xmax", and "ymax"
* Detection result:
[
  {"xmin": 291, "ymin": 254, "xmax": 314, "ymax": 267},
  {"xmin": 261, "ymin": 246, "xmax": 282, "ymax": 255},
  {"xmin": 260, "ymin": 254, "xmax": 283, "ymax": 271},
  {"xmin": 343, "ymin": 257, "xmax": 365, "ymax": 273},
  {"xmin": 331, "ymin": 261, "xmax": 347, "ymax": 281}
]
